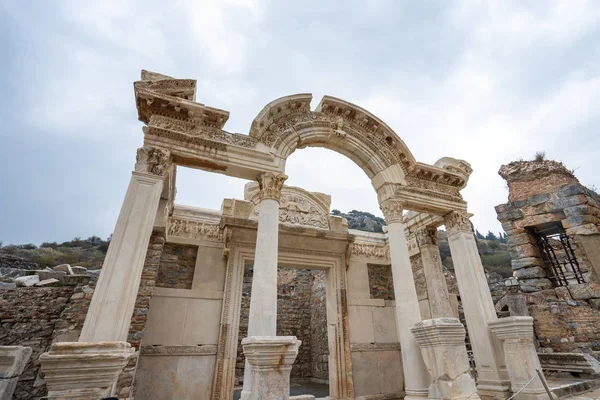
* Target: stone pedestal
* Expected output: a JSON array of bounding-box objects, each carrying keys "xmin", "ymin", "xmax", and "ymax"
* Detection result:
[
  {"xmin": 489, "ymin": 317, "xmax": 554, "ymax": 400},
  {"xmin": 411, "ymin": 318, "xmax": 480, "ymax": 400},
  {"xmin": 382, "ymin": 199, "xmax": 430, "ymax": 399},
  {"xmin": 39, "ymin": 341, "xmax": 134, "ymax": 399},
  {"xmin": 242, "ymin": 172, "xmax": 287, "ymax": 399},
  {"xmin": 242, "ymin": 336, "xmax": 301, "ymax": 400},
  {"xmin": 0, "ymin": 346, "xmax": 32, "ymax": 400},
  {"xmin": 444, "ymin": 211, "xmax": 511, "ymax": 399}
]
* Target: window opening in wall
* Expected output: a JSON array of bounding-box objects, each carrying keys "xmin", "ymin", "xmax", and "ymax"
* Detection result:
[{"xmin": 530, "ymin": 223, "xmax": 585, "ymax": 286}]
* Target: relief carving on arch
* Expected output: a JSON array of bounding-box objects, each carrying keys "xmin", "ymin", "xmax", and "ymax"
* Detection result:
[
  {"xmin": 245, "ymin": 182, "xmax": 330, "ymax": 230},
  {"xmin": 167, "ymin": 218, "xmax": 223, "ymax": 242},
  {"xmin": 135, "ymin": 146, "xmax": 172, "ymax": 177}
]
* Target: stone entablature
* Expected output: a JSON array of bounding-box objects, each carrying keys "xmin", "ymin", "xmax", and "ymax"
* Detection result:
[{"xmin": 134, "ymin": 70, "xmax": 471, "ymax": 215}]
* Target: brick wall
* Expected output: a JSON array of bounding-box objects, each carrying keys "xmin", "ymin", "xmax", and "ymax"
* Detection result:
[
  {"xmin": 508, "ymin": 174, "xmax": 579, "ymax": 202},
  {"xmin": 0, "ymin": 285, "xmax": 91, "ymax": 400},
  {"xmin": 367, "ymin": 264, "xmax": 394, "ymax": 300},
  {"xmin": 236, "ymin": 267, "xmax": 329, "ymax": 382},
  {"xmin": 156, "ymin": 242, "xmax": 197, "ymax": 289}
]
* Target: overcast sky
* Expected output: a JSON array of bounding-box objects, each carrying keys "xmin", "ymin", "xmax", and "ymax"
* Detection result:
[{"xmin": 1, "ymin": 1, "xmax": 600, "ymax": 245}]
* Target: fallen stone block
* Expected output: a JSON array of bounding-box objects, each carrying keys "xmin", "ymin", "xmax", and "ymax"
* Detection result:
[
  {"xmin": 63, "ymin": 275, "xmax": 91, "ymax": 286},
  {"xmin": 539, "ymin": 352, "xmax": 600, "ymax": 376},
  {"xmin": 35, "ymin": 270, "xmax": 66, "ymax": 282},
  {"xmin": 71, "ymin": 266, "xmax": 87, "ymax": 274},
  {"xmin": 0, "ymin": 282, "xmax": 16, "ymax": 290},
  {"xmin": 35, "ymin": 278, "xmax": 60, "ymax": 287},
  {"xmin": 0, "ymin": 346, "xmax": 32, "ymax": 400},
  {"xmin": 53, "ymin": 264, "xmax": 73, "ymax": 274},
  {"xmin": 14, "ymin": 275, "xmax": 40, "ymax": 287}
]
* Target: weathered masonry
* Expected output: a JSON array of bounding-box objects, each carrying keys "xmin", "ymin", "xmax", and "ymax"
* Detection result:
[
  {"xmin": 32, "ymin": 70, "xmax": 554, "ymax": 400},
  {"xmin": 495, "ymin": 160, "xmax": 600, "ymax": 357}
]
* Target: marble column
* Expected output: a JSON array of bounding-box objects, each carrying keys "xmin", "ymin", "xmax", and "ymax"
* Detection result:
[
  {"xmin": 0, "ymin": 346, "xmax": 32, "ymax": 400},
  {"xmin": 415, "ymin": 226, "xmax": 454, "ymax": 318},
  {"xmin": 381, "ymin": 199, "xmax": 430, "ymax": 400},
  {"xmin": 444, "ymin": 211, "xmax": 511, "ymax": 399},
  {"xmin": 80, "ymin": 146, "xmax": 170, "ymax": 343},
  {"xmin": 411, "ymin": 318, "xmax": 480, "ymax": 400},
  {"xmin": 241, "ymin": 172, "xmax": 287, "ymax": 399},
  {"xmin": 489, "ymin": 317, "xmax": 553, "ymax": 400},
  {"xmin": 242, "ymin": 336, "xmax": 300, "ymax": 400}
]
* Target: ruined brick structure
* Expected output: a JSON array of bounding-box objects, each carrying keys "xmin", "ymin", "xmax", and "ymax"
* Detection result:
[{"xmin": 495, "ymin": 159, "xmax": 600, "ymax": 356}]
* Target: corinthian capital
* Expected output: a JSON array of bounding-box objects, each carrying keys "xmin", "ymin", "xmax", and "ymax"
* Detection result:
[
  {"xmin": 415, "ymin": 226, "xmax": 438, "ymax": 247},
  {"xmin": 257, "ymin": 172, "xmax": 288, "ymax": 201},
  {"xmin": 444, "ymin": 211, "xmax": 473, "ymax": 235},
  {"xmin": 380, "ymin": 199, "xmax": 405, "ymax": 224},
  {"xmin": 135, "ymin": 146, "xmax": 172, "ymax": 177}
]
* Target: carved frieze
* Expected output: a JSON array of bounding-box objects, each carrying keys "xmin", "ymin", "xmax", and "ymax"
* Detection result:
[
  {"xmin": 444, "ymin": 211, "xmax": 473, "ymax": 235},
  {"xmin": 257, "ymin": 172, "xmax": 288, "ymax": 201},
  {"xmin": 135, "ymin": 146, "xmax": 172, "ymax": 177},
  {"xmin": 148, "ymin": 115, "xmax": 257, "ymax": 148},
  {"xmin": 351, "ymin": 243, "xmax": 390, "ymax": 259},
  {"xmin": 168, "ymin": 218, "xmax": 223, "ymax": 242}
]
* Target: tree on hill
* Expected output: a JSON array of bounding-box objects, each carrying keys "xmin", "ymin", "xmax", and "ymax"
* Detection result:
[{"xmin": 485, "ymin": 231, "xmax": 497, "ymax": 241}]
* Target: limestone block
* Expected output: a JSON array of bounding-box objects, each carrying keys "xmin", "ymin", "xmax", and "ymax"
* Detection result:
[
  {"xmin": 39, "ymin": 341, "xmax": 134, "ymax": 400},
  {"xmin": 62, "ymin": 275, "xmax": 91, "ymax": 286},
  {"xmin": 567, "ymin": 283, "xmax": 600, "ymax": 300},
  {"xmin": 554, "ymin": 287, "xmax": 572, "ymax": 301},
  {"xmin": 348, "ymin": 306, "xmax": 374, "ymax": 343},
  {"xmin": 497, "ymin": 208, "xmax": 524, "ymax": 221},
  {"xmin": 372, "ymin": 306, "xmax": 397, "ymax": 343},
  {"xmin": 290, "ymin": 396, "xmax": 315, "ymax": 400},
  {"xmin": 557, "ymin": 184, "xmax": 586, "ymax": 198},
  {"xmin": 0, "ymin": 378, "xmax": 18, "ymax": 400},
  {"xmin": 15, "ymin": 275, "xmax": 39, "ymax": 287},
  {"xmin": 562, "ymin": 215, "xmax": 600, "ymax": 229},
  {"xmin": 242, "ymin": 336, "xmax": 300, "ymax": 400},
  {"xmin": 511, "ymin": 257, "xmax": 544, "ymax": 271},
  {"xmin": 519, "ymin": 278, "xmax": 553, "ymax": 293},
  {"xmin": 0, "ymin": 282, "xmax": 16, "ymax": 290},
  {"xmin": 489, "ymin": 317, "xmax": 552, "ymax": 400},
  {"xmin": 566, "ymin": 223, "xmax": 600, "ymax": 235},
  {"xmin": 564, "ymin": 205, "xmax": 599, "ymax": 217},
  {"xmin": 528, "ymin": 193, "xmax": 551, "ymax": 206},
  {"xmin": 515, "ymin": 267, "xmax": 547, "ymax": 280},
  {"xmin": 0, "ymin": 346, "xmax": 32, "ymax": 378},
  {"xmin": 589, "ymin": 299, "xmax": 600, "ymax": 309},
  {"xmin": 0, "ymin": 346, "xmax": 32, "ymax": 400},
  {"xmin": 36, "ymin": 270, "xmax": 66, "ymax": 282},
  {"xmin": 53, "ymin": 264, "xmax": 73, "ymax": 274},
  {"xmin": 71, "ymin": 266, "xmax": 87, "ymax": 274},
  {"xmin": 538, "ymin": 352, "xmax": 600, "ymax": 375},
  {"xmin": 506, "ymin": 231, "xmax": 537, "ymax": 248},
  {"xmin": 35, "ymin": 278, "xmax": 60, "ymax": 286},
  {"xmin": 411, "ymin": 318, "xmax": 480, "ymax": 400},
  {"xmin": 508, "ymin": 244, "xmax": 541, "ymax": 260}
]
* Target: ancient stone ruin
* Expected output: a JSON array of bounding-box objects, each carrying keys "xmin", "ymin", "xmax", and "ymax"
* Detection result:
[{"xmin": 2, "ymin": 71, "xmax": 600, "ymax": 400}]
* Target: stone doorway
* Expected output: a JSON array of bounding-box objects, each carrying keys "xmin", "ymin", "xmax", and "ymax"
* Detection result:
[{"xmin": 235, "ymin": 265, "xmax": 330, "ymax": 398}]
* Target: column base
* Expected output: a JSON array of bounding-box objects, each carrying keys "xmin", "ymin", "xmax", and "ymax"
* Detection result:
[
  {"xmin": 404, "ymin": 388, "xmax": 430, "ymax": 399},
  {"xmin": 477, "ymin": 385, "xmax": 512, "ymax": 400},
  {"xmin": 242, "ymin": 336, "xmax": 301, "ymax": 400},
  {"xmin": 39, "ymin": 341, "xmax": 134, "ymax": 400},
  {"xmin": 240, "ymin": 390, "xmax": 251, "ymax": 400}
]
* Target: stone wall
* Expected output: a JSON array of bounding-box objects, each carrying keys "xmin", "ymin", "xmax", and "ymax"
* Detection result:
[
  {"xmin": 236, "ymin": 267, "xmax": 329, "ymax": 382},
  {"xmin": 0, "ymin": 285, "xmax": 92, "ymax": 400},
  {"xmin": 0, "ymin": 255, "xmax": 39, "ymax": 270},
  {"xmin": 156, "ymin": 242, "xmax": 197, "ymax": 289},
  {"xmin": 310, "ymin": 270, "xmax": 328, "ymax": 381},
  {"xmin": 367, "ymin": 263, "xmax": 394, "ymax": 300}
]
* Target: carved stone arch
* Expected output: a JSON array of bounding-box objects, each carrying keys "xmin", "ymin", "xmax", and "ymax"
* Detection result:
[{"xmin": 249, "ymin": 94, "xmax": 414, "ymax": 190}]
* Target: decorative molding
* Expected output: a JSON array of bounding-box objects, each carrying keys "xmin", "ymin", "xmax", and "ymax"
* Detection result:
[
  {"xmin": 257, "ymin": 172, "xmax": 288, "ymax": 201},
  {"xmin": 380, "ymin": 199, "xmax": 404, "ymax": 224},
  {"xmin": 350, "ymin": 343, "xmax": 401, "ymax": 352},
  {"xmin": 351, "ymin": 243, "xmax": 390, "ymax": 259},
  {"xmin": 414, "ymin": 226, "xmax": 438, "ymax": 247},
  {"xmin": 167, "ymin": 218, "xmax": 223, "ymax": 242},
  {"xmin": 135, "ymin": 146, "xmax": 172, "ymax": 177},
  {"xmin": 444, "ymin": 211, "xmax": 473, "ymax": 235},
  {"xmin": 140, "ymin": 345, "xmax": 217, "ymax": 356}
]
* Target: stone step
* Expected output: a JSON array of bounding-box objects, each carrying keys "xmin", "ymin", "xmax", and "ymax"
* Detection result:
[{"xmin": 547, "ymin": 377, "xmax": 600, "ymax": 398}]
